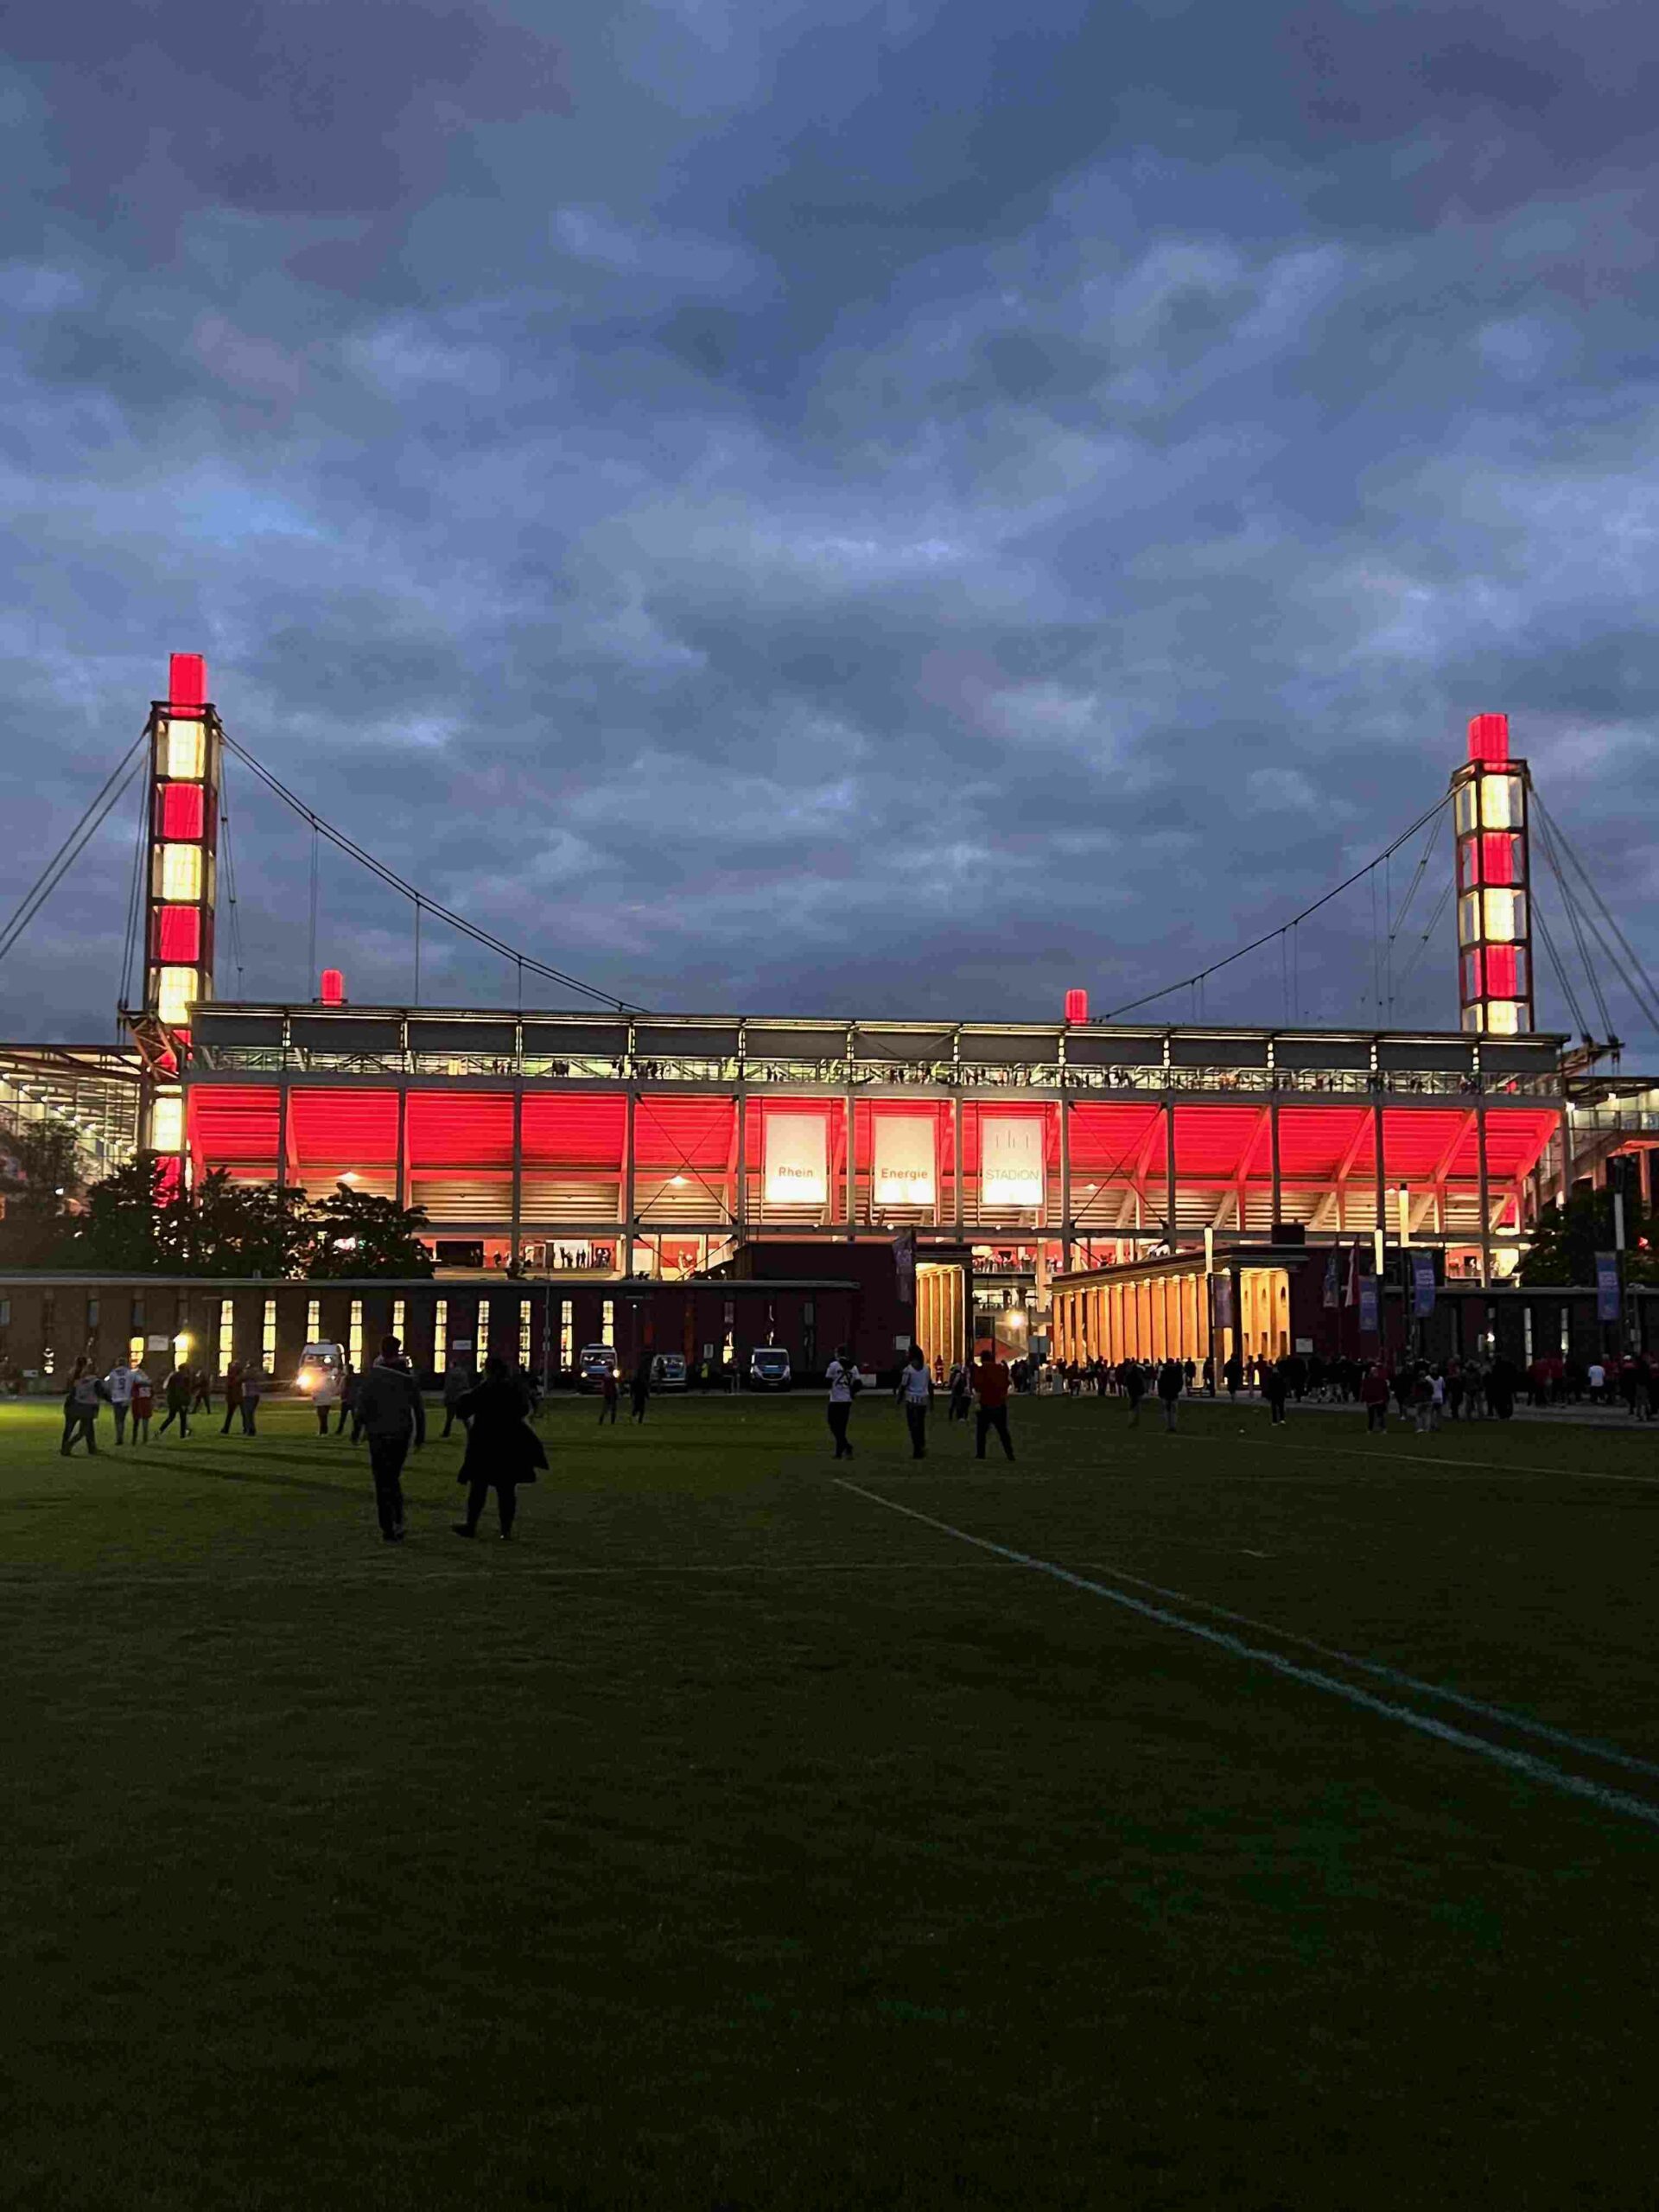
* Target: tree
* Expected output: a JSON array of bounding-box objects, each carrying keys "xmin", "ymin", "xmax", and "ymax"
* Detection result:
[
  {"xmin": 1517, "ymin": 1189, "xmax": 1659, "ymax": 1288},
  {"xmin": 0, "ymin": 1115, "xmax": 83, "ymax": 1265},
  {"xmin": 60, "ymin": 1154, "xmax": 181, "ymax": 1272},
  {"xmin": 306, "ymin": 1185, "xmax": 435, "ymax": 1278},
  {"xmin": 181, "ymin": 1169, "xmax": 316, "ymax": 1277}
]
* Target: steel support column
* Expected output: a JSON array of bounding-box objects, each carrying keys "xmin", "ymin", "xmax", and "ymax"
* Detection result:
[
  {"xmin": 1269, "ymin": 1095, "xmax": 1282, "ymax": 1227},
  {"xmin": 1476, "ymin": 1099, "xmax": 1492, "ymax": 1290},
  {"xmin": 395, "ymin": 1085, "xmax": 408, "ymax": 1211},
  {"xmin": 1058, "ymin": 1096, "xmax": 1071, "ymax": 1269},
  {"xmin": 734, "ymin": 1091, "xmax": 747, "ymax": 1240},
  {"xmin": 1164, "ymin": 1096, "xmax": 1178, "ymax": 1249},
  {"xmin": 952, "ymin": 1097, "xmax": 965, "ymax": 1235},
  {"xmin": 510, "ymin": 1086, "xmax": 523, "ymax": 1265},
  {"xmin": 1372, "ymin": 1096, "xmax": 1386, "ymax": 1239},
  {"xmin": 622, "ymin": 1089, "xmax": 636, "ymax": 1265}
]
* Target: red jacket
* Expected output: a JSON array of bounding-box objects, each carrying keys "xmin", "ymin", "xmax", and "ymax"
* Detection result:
[{"xmin": 972, "ymin": 1359, "xmax": 1011, "ymax": 1409}]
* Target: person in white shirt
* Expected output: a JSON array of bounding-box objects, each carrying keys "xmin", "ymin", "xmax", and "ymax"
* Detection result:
[
  {"xmin": 102, "ymin": 1359, "xmax": 137, "ymax": 1446},
  {"xmin": 1587, "ymin": 1360, "xmax": 1606, "ymax": 1402},
  {"xmin": 894, "ymin": 1344, "xmax": 933, "ymax": 1460},
  {"xmin": 825, "ymin": 1344, "xmax": 858, "ymax": 1460}
]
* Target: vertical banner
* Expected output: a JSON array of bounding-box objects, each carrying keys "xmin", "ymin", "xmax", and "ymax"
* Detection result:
[
  {"xmin": 981, "ymin": 1116, "xmax": 1044, "ymax": 1205},
  {"xmin": 1213, "ymin": 1274, "xmax": 1234, "ymax": 1330},
  {"xmin": 763, "ymin": 1112, "xmax": 827, "ymax": 1204},
  {"xmin": 1323, "ymin": 1249, "xmax": 1340, "ymax": 1308},
  {"xmin": 1344, "ymin": 1243, "xmax": 1360, "ymax": 1307},
  {"xmin": 1595, "ymin": 1251, "xmax": 1621, "ymax": 1323},
  {"xmin": 1411, "ymin": 1250, "xmax": 1437, "ymax": 1318},
  {"xmin": 1358, "ymin": 1275, "xmax": 1379, "ymax": 1335},
  {"xmin": 893, "ymin": 1226, "xmax": 916, "ymax": 1306},
  {"xmin": 873, "ymin": 1116, "xmax": 935, "ymax": 1205}
]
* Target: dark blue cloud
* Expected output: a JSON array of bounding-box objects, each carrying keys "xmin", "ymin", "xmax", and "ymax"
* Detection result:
[{"xmin": 2, "ymin": 0, "xmax": 1656, "ymax": 1053}]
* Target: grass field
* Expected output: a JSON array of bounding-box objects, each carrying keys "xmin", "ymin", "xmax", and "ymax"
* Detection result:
[{"xmin": 4, "ymin": 1386, "xmax": 1659, "ymax": 2211}]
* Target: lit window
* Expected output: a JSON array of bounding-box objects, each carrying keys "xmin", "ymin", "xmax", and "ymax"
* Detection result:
[
  {"xmin": 219, "ymin": 1298, "xmax": 234, "ymax": 1366},
  {"xmin": 519, "ymin": 1298, "xmax": 532, "ymax": 1367},
  {"xmin": 349, "ymin": 1300, "xmax": 364, "ymax": 1367},
  {"xmin": 1478, "ymin": 773, "xmax": 1522, "ymax": 831},
  {"xmin": 129, "ymin": 1334, "xmax": 145, "ymax": 1363},
  {"xmin": 1484, "ymin": 1001, "xmax": 1522, "ymax": 1035},
  {"xmin": 156, "ymin": 967, "xmax": 199, "ymax": 1027},
  {"xmin": 263, "ymin": 1300, "xmax": 276, "ymax": 1365},
  {"xmin": 559, "ymin": 1299, "xmax": 573, "ymax": 1369},
  {"xmin": 601, "ymin": 1299, "xmax": 614, "ymax": 1348},
  {"xmin": 392, "ymin": 1298, "xmax": 406, "ymax": 1347},
  {"xmin": 150, "ymin": 1093, "xmax": 184, "ymax": 1153},
  {"xmin": 160, "ymin": 843, "xmax": 203, "ymax": 900},
  {"xmin": 1454, "ymin": 782, "xmax": 1478, "ymax": 836},
  {"xmin": 1482, "ymin": 888, "xmax": 1525, "ymax": 943},
  {"xmin": 162, "ymin": 718, "xmax": 206, "ymax": 779},
  {"xmin": 435, "ymin": 1300, "xmax": 448, "ymax": 1366},
  {"xmin": 306, "ymin": 1299, "xmax": 321, "ymax": 1341},
  {"xmin": 476, "ymin": 1298, "xmax": 489, "ymax": 1361}
]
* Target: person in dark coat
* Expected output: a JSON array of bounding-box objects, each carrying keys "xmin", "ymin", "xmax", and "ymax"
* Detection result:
[
  {"xmin": 629, "ymin": 1354, "xmax": 652, "ymax": 1424},
  {"xmin": 452, "ymin": 1354, "xmax": 547, "ymax": 1541},
  {"xmin": 156, "ymin": 1364, "xmax": 192, "ymax": 1438}
]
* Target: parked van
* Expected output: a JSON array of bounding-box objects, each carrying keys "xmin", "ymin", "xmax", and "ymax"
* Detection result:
[
  {"xmin": 747, "ymin": 1346, "xmax": 792, "ymax": 1392},
  {"xmin": 576, "ymin": 1344, "xmax": 619, "ymax": 1394},
  {"xmin": 651, "ymin": 1352, "xmax": 688, "ymax": 1390}
]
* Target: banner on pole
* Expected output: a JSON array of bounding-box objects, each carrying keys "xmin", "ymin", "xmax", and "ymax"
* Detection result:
[
  {"xmin": 1344, "ymin": 1243, "xmax": 1360, "ymax": 1307},
  {"xmin": 1323, "ymin": 1249, "xmax": 1340, "ymax": 1309},
  {"xmin": 874, "ymin": 1116, "xmax": 935, "ymax": 1206},
  {"xmin": 1213, "ymin": 1274, "xmax": 1234, "ymax": 1330},
  {"xmin": 1358, "ymin": 1275, "xmax": 1379, "ymax": 1335},
  {"xmin": 1596, "ymin": 1250, "xmax": 1621, "ymax": 1323},
  {"xmin": 763, "ymin": 1112, "xmax": 827, "ymax": 1205},
  {"xmin": 981, "ymin": 1116, "xmax": 1043, "ymax": 1206},
  {"xmin": 1411, "ymin": 1249, "xmax": 1437, "ymax": 1318}
]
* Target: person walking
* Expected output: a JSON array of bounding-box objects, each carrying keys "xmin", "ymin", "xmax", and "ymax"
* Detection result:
[
  {"xmin": 337, "ymin": 1361, "xmax": 359, "ymax": 1438},
  {"xmin": 598, "ymin": 1367, "xmax": 620, "ymax": 1426},
  {"xmin": 825, "ymin": 1344, "xmax": 859, "ymax": 1458},
  {"xmin": 1156, "ymin": 1357, "xmax": 1184, "ymax": 1431},
  {"xmin": 239, "ymin": 1363, "xmax": 265, "ymax": 1434},
  {"xmin": 1120, "ymin": 1358, "xmax": 1146, "ymax": 1428},
  {"xmin": 441, "ymin": 1357, "xmax": 475, "ymax": 1438},
  {"xmin": 971, "ymin": 1348, "xmax": 1014, "ymax": 1462},
  {"xmin": 219, "ymin": 1359, "xmax": 245, "ymax": 1436},
  {"xmin": 60, "ymin": 1362, "xmax": 105, "ymax": 1455},
  {"xmin": 1359, "ymin": 1363, "xmax": 1389, "ymax": 1433},
  {"xmin": 895, "ymin": 1344, "xmax": 933, "ymax": 1460},
  {"xmin": 452, "ymin": 1351, "xmax": 546, "ymax": 1541},
  {"xmin": 353, "ymin": 1334, "xmax": 426, "ymax": 1544},
  {"xmin": 129, "ymin": 1362, "xmax": 153, "ymax": 1445},
  {"xmin": 102, "ymin": 1355, "xmax": 137, "ymax": 1445},
  {"xmin": 309, "ymin": 1361, "xmax": 339, "ymax": 1436},
  {"xmin": 629, "ymin": 1353, "xmax": 652, "ymax": 1424},
  {"xmin": 190, "ymin": 1363, "xmax": 213, "ymax": 1416},
  {"xmin": 156, "ymin": 1363, "xmax": 192, "ymax": 1439},
  {"xmin": 1264, "ymin": 1357, "xmax": 1289, "ymax": 1426}
]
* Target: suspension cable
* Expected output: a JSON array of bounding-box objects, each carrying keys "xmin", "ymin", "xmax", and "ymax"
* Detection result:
[
  {"xmin": 1532, "ymin": 808, "xmax": 1618, "ymax": 1041},
  {"xmin": 1534, "ymin": 795, "xmax": 1659, "ymax": 1036},
  {"xmin": 1102, "ymin": 791, "xmax": 1452, "ymax": 1021},
  {"xmin": 1531, "ymin": 898, "xmax": 1592, "ymax": 1042},
  {"xmin": 119, "ymin": 759, "xmax": 149, "ymax": 1010},
  {"xmin": 221, "ymin": 730, "xmax": 645, "ymax": 1012},
  {"xmin": 0, "ymin": 732, "xmax": 149, "ymax": 971},
  {"xmin": 1390, "ymin": 874, "xmax": 1454, "ymax": 1012},
  {"xmin": 219, "ymin": 754, "xmax": 247, "ymax": 996}
]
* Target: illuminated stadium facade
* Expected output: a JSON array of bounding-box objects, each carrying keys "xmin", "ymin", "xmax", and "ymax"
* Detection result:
[{"xmin": 6, "ymin": 653, "xmax": 1659, "ymax": 1375}]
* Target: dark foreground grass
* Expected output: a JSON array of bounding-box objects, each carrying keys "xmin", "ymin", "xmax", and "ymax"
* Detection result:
[{"xmin": 3, "ymin": 1389, "xmax": 1659, "ymax": 2210}]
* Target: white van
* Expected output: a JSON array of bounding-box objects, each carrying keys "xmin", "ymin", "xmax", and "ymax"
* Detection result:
[
  {"xmin": 296, "ymin": 1342, "xmax": 347, "ymax": 1396},
  {"xmin": 576, "ymin": 1344, "xmax": 619, "ymax": 1394},
  {"xmin": 747, "ymin": 1346, "xmax": 792, "ymax": 1392}
]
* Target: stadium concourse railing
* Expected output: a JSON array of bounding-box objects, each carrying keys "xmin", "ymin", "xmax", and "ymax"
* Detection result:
[{"xmin": 189, "ymin": 1041, "xmax": 1560, "ymax": 1100}]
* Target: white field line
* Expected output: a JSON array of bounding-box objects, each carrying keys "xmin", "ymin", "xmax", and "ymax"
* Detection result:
[
  {"xmin": 1073, "ymin": 1558, "xmax": 1659, "ymax": 1784},
  {"xmin": 0, "ymin": 1559, "xmax": 1022, "ymax": 1589},
  {"xmin": 1165, "ymin": 1433, "xmax": 1659, "ymax": 1487},
  {"xmin": 834, "ymin": 1478, "xmax": 1659, "ymax": 1833}
]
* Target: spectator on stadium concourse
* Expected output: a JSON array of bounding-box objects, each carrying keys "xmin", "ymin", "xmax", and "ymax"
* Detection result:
[
  {"xmin": 190, "ymin": 1364, "xmax": 213, "ymax": 1415},
  {"xmin": 1155, "ymin": 1358, "xmax": 1185, "ymax": 1431},
  {"xmin": 102, "ymin": 1355, "xmax": 137, "ymax": 1445},
  {"xmin": 825, "ymin": 1345, "xmax": 859, "ymax": 1459},
  {"xmin": 60, "ymin": 1362, "xmax": 105, "ymax": 1456},
  {"xmin": 1587, "ymin": 1357, "xmax": 1606, "ymax": 1404},
  {"xmin": 354, "ymin": 1335, "xmax": 426, "ymax": 1544},
  {"xmin": 895, "ymin": 1345, "xmax": 933, "ymax": 1460},
  {"xmin": 452, "ymin": 1352, "xmax": 546, "ymax": 1541},
  {"xmin": 441, "ymin": 1357, "xmax": 475, "ymax": 1438},
  {"xmin": 129, "ymin": 1364, "xmax": 153, "ymax": 1445},
  {"xmin": 219, "ymin": 1360, "xmax": 245, "ymax": 1436},
  {"xmin": 629, "ymin": 1354, "xmax": 652, "ymax": 1424},
  {"xmin": 1410, "ymin": 1369, "xmax": 1436, "ymax": 1435},
  {"xmin": 239, "ymin": 1363, "xmax": 265, "ymax": 1435},
  {"xmin": 156, "ymin": 1363, "xmax": 193, "ymax": 1440},
  {"xmin": 971, "ymin": 1349, "xmax": 1015, "ymax": 1462},
  {"xmin": 598, "ymin": 1367, "xmax": 620, "ymax": 1426},
  {"xmin": 1359, "ymin": 1363, "xmax": 1389, "ymax": 1433},
  {"xmin": 1263, "ymin": 1358, "xmax": 1289, "ymax": 1427}
]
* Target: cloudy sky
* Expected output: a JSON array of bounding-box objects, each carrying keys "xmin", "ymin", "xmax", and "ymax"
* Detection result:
[{"xmin": 4, "ymin": 0, "xmax": 1657, "ymax": 1050}]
